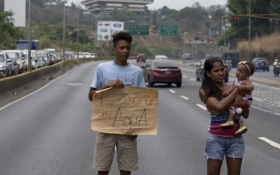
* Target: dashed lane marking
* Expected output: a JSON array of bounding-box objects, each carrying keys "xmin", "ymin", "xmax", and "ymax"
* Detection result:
[
  {"xmin": 190, "ymin": 78, "xmax": 195, "ymax": 81},
  {"xmin": 183, "ymin": 75, "xmax": 188, "ymax": 78},
  {"xmin": 169, "ymin": 89, "xmax": 176, "ymax": 93},
  {"xmin": 0, "ymin": 69, "xmax": 73, "ymax": 111},
  {"xmin": 181, "ymin": 96, "xmax": 189, "ymax": 100},
  {"xmin": 254, "ymin": 98, "xmax": 264, "ymax": 102},
  {"xmin": 196, "ymin": 104, "xmax": 207, "ymax": 110},
  {"xmin": 259, "ymin": 137, "xmax": 280, "ymax": 150}
]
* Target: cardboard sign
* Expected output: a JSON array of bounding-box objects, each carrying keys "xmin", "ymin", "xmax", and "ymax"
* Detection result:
[{"xmin": 91, "ymin": 86, "xmax": 158, "ymax": 135}]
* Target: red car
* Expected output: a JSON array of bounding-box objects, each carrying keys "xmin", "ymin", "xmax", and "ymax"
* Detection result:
[
  {"xmin": 141, "ymin": 60, "xmax": 182, "ymax": 87},
  {"xmin": 136, "ymin": 54, "xmax": 146, "ymax": 63}
]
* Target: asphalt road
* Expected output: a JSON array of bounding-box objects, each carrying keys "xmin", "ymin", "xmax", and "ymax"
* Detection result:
[{"xmin": 0, "ymin": 60, "xmax": 279, "ymax": 175}]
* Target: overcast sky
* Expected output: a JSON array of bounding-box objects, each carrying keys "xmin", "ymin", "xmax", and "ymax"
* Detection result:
[{"xmin": 68, "ymin": 0, "xmax": 227, "ymax": 10}]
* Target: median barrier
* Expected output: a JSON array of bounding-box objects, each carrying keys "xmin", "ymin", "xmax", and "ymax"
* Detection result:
[{"xmin": 0, "ymin": 58, "xmax": 97, "ymax": 94}]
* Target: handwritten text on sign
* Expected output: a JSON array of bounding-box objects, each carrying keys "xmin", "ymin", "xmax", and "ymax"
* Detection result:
[{"xmin": 91, "ymin": 86, "xmax": 158, "ymax": 135}]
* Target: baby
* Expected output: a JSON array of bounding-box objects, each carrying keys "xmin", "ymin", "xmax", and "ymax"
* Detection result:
[{"xmin": 221, "ymin": 61, "xmax": 255, "ymax": 137}]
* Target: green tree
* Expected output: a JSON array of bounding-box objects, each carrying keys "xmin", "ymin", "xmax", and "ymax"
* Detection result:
[{"xmin": 227, "ymin": 0, "xmax": 280, "ymax": 46}]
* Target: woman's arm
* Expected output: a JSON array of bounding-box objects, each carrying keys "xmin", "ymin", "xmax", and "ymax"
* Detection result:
[
  {"xmin": 199, "ymin": 88, "xmax": 239, "ymax": 111},
  {"xmin": 233, "ymin": 95, "xmax": 250, "ymax": 119}
]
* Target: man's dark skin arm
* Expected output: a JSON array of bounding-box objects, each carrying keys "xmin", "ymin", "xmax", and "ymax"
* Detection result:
[
  {"xmin": 88, "ymin": 79, "xmax": 137, "ymax": 141},
  {"xmin": 88, "ymin": 79, "xmax": 124, "ymax": 101}
]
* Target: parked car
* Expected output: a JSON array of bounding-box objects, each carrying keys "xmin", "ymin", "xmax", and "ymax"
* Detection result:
[
  {"xmin": 77, "ymin": 52, "xmax": 91, "ymax": 58},
  {"xmin": 196, "ymin": 58, "xmax": 229, "ymax": 83},
  {"xmin": 154, "ymin": 55, "xmax": 169, "ymax": 60},
  {"xmin": 0, "ymin": 53, "xmax": 12, "ymax": 78},
  {"xmin": 56, "ymin": 52, "xmax": 62, "ymax": 62},
  {"xmin": 141, "ymin": 60, "xmax": 182, "ymax": 87},
  {"xmin": 136, "ymin": 54, "xmax": 146, "ymax": 63},
  {"xmin": 182, "ymin": 53, "xmax": 192, "ymax": 60},
  {"xmin": 23, "ymin": 50, "xmax": 37, "ymax": 69},
  {"xmin": 252, "ymin": 57, "xmax": 270, "ymax": 71},
  {"xmin": 90, "ymin": 53, "xmax": 96, "ymax": 58},
  {"xmin": 65, "ymin": 51, "xmax": 75, "ymax": 59},
  {"xmin": 36, "ymin": 56, "xmax": 46, "ymax": 68},
  {"xmin": 2, "ymin": 50, "xmax": 27, "ymax": 73},
  {"xmin": 11, "ymin": 57, "xmax": 19, "ymax": 75},
  {"xmin": 36, "ymin": 50, "xmax": 51, "ymax": 65}
]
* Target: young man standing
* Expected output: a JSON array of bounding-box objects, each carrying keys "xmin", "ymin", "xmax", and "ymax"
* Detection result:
[{"xmin": 88, "ymin": 31, "xmax": 146, "ymax": 175}]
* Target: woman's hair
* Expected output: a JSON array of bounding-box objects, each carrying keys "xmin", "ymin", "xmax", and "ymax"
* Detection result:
[
  {"xmin": 112, "ymin": 31, "xmax": 132, "ymax": 47},
  {"xmin": 200, "ymin": 58, "xmax": 224, "ymax": 102}
]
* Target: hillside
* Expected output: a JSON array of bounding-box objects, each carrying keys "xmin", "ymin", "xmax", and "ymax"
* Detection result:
[{"xmin": 0, "ymin": 0, "xmax": 224, "ymax": 59}]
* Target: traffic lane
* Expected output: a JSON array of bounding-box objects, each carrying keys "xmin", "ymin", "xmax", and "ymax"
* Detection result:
[
  {"xmin": 164, "ymin": 70, "xmax": 280, "ymax": 159},
  {"xmin": 0, "ymin": 62, "xmax": 99, "ymax": 175},
  {"xmin": 230, "ymin": 67, "xmax": 280, "ymax": 81},
  {"xmin": 136, "ymin": 88, "xmax": 280, "ymax": 175},
  {"xmin": 179, "ymin": 65, "xmax": 280, "ymax": 115}
]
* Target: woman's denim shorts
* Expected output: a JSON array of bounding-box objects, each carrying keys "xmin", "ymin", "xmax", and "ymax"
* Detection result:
[{"xmin": 205, "ymin": 132, "xmax": 245, "ymax": 161}]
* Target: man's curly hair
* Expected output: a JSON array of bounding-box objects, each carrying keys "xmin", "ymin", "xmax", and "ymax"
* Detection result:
[{"xmin": 112, "ymin": 31, "xmax": 132, "ymax": 47}]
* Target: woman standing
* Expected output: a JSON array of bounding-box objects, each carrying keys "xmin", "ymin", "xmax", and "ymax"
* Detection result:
[{"xmin": 199, "ymin": 58, "xmax": 249, "ymax": 175}]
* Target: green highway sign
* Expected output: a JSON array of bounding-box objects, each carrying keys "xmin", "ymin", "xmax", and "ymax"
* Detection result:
[
  {"xmin": 128, "ymin": 25, "xmax": 149, "ymax": 35},
  {"xmin": 160, "ymin": 25, "xmax": 178, "ymax": 36}
]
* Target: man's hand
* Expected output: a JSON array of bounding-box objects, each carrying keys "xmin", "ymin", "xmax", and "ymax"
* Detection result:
[
  {"xmin": 107, "ymin": 79, "xmax": 124, "ymax": 88},
  {"xmin": 126, "ymin": 135, "xmax": 138, "ymax": 141}
]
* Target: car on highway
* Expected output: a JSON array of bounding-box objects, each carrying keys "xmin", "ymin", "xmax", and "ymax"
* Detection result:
[
  {"xmin": 154, "ymin": 55, "xmax": 169, "ymax": 60},
  {"xmin": 2, "ymin": 50, "xmax": 27, "ymax": 74},
  {"xmin": 196, "ymin": 58, "xmax": 229, "ymax": 83},
  {"xmin": 252, "ymin": 57, "xmax": 270, "ymax": 72},
  {"xmin": 11, "ymin": 57, "xmax": 19, "ymax": 75},
  {"xmin": 136, "ymin": 54, "xmax": 146, "ymax": 63},
  {"xmin": 0, "ymin": 53, "xmax": 12, "ymax": 78},
  {"xmin": 141, "ymin": 60, "xmax": 182, "ymax": 87}
]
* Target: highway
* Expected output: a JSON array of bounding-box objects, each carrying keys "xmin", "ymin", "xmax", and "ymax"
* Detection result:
[{"xmin": 0, "ymin": 60, "xmax": 279, "ymax": 175}]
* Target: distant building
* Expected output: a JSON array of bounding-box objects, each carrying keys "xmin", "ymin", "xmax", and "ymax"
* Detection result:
[{"xmin": 81, "ymin": 0, "xmax": 154, "ymax": 15}]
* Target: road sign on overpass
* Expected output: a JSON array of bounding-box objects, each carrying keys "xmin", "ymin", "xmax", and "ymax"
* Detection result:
[{"xmin": 129, "ymin": 25, "xmax": 149, "ymax": 35}]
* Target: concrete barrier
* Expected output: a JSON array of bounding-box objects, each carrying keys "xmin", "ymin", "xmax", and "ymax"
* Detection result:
[{"xmin": 0, "ymin": 58, "xmax": 96, "ymax": 94}]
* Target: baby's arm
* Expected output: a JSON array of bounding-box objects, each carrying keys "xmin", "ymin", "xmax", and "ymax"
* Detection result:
[{"xmin": 237, "ymin": 80, "xmax": 254, "ymax": 92}]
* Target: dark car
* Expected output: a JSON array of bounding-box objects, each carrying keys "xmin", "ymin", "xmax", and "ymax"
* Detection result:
[
  {"xmin": 252, "ymin": 57, "xmax": 269, "ymax": 71},
  {"xmin": 196, "ymin": 59, "xmax": 229, "ymax": 83},
  {"xmin": 136, "ymin": 54, "xmax": 146, "ymax": 63},
  {"xmin": 141, "ymin": 60, "xmax": 182, "ymax": 87}
]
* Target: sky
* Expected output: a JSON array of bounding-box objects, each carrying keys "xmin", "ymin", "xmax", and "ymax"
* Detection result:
[{"xmin": 67, "ymin": 0, "xmax": 227, "ymax": 10}]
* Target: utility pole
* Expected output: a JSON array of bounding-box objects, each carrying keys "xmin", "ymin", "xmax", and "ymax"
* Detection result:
[
  {"xmin": 28, "ymin": 0, "xmax": 32, "ymax": 72},
  {"xmin": 248, "ymin": 0, "xmax": 251, "ymax": 42},
  {"xmin": 63, "ymin": 1, "xmax": 66, "ymax": 60},
  {"xmin": 76, "ymin": 0, "xmax": 80, "ymax": 60}
]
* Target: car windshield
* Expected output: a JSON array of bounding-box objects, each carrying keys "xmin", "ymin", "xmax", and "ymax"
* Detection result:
[
  {"xmin": 6, "ymin": 52, "xmax": 19, "ymax": 59},
  {"xmin": 253, "ymin": 58, "xmax": 266, "ymax": 61},
  {"xmin": 154, "ymin": 61, "xmax": 177, "ymax": 67},
  {"xmin": 0, "ymin": 55, "xmax": 4, "ymax": 62},
  {"xmin": 37, "ymin": 53, "xmax": 45, "ymax": 57}
]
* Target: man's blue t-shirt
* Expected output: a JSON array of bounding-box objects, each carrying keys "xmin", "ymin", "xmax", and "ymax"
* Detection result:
[{"xmin": 90, "ymin": 61, "xmax": 146, "ymax": 89}]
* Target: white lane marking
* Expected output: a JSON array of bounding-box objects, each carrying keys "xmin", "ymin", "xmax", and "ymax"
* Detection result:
[
  {"xmin": 259, "ymin": 137, "xmax": 280, "ymax": 149},
  {"xmin": 115, "ymin": 145, "xmax": 117, "ymax": 150},
  {"xmin": 0, "ymin": 69, "xmax": 74, "ymax": 111},
  {"xmin": 190, "ymin": 78, "xmax": 195, "ymax": 81},
  {"xmin": 254, "ymin": 98, "xmax": 264, "ymax": 102},
  {"xmin": 183, "ymin": 75, "xmax": 188, "ymax": 78},
  {"xmin": 169, "ymin": 89, "xmax": 176, "ymax": 93},
  {"xmin": 196, "ymin": 104, "xmax": 207, "ymax": 110},
  {"xmin": 68, "ymin": 83, "xmax": 83, "ymax": 86},
  {"xmin": 181, "ymin": 96, "xmax": 189, "ymax": 100}
]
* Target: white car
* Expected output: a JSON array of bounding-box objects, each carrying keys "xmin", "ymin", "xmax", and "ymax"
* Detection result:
[{"xmin": 155, "ymin": 55, "xmax": 169, "ymax": 60}]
